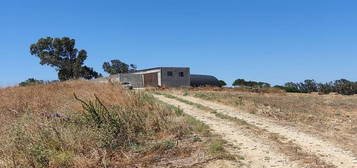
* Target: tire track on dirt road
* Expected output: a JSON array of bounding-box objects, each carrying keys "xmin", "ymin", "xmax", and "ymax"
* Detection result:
[
  {"xmin": 154, "ymin": 94, "xmax": 301, "ymax": 168},
  {"xmin": 172, "ymin": 94, "xmax": 357, "ymax": 168}
]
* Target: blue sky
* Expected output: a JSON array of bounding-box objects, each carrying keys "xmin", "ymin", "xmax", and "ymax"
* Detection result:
[{"xmin": 1, "ymin": 0, "xmax": 356, "ymax": 87}]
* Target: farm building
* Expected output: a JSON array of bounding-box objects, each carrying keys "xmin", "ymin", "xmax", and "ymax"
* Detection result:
[{"xmin": 116, "ymin": 67, "xmax": 220, "ymax": 88}]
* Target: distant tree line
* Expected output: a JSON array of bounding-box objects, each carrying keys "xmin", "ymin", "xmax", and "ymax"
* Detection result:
[
  {"xmin": 232, "ymin": 78, "xmax": 357, "ymax": 95},
  {"xmin": 233, "ymin": 79, "xmax": 271, "ymax": 88},
  {"xmin": 19, "ymin": 78, "xmax": 59, "ymax": 87},
  {"xmin": 19, "ymin": 78, "xmax": 45, "ymax": 87},
  {"xmin": 275, "ymin": 79, "xmax": 357, "ymax": 95}
]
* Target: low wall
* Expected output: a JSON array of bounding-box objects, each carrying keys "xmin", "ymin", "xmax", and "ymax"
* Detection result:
[{"xmin": 118, "ymin": 74, "xmax": 144, "ymax": 88}]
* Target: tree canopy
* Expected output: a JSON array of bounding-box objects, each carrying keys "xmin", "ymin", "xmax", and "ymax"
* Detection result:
[
  {"xmin": 30, "ymin": 37, "xmax": 101, "ymax": 81},
  {"xmin": 103, "ymin": 59, "xmax": 137, "ymax": 75},
  {"xmin": 282, "ymin": 79, "xmax": 357, "ymax": 95},
  {"xmin": 218, "ymin": 80, "xmax": 227, "ymax": 87},
  {"xmin": 232, "ymin": 79, "xmax": 270, "ymax": 88}
]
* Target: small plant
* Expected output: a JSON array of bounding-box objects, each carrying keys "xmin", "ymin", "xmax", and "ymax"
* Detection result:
[
  {"xmin": 163, "ymin": 141, "xmax": 175, "ymax": 149},
  {"xmin": 175, "ymin": 106, "xmax": 184, "ymax": 116},
  {"xmin": 208, "ymin": 140, "xmax": 224, "ymax": 153},
  {"xmin": 186, "ymin": 116, "xmax": 209, "ymax": 135},
  {"xmin": 235, "ymin": 97, "xmax": 244, "ymax": 106}
]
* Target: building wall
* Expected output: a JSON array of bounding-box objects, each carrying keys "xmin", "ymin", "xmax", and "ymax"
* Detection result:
[
  {"xmin": 161, "ymin": 67, "xmax": 190, "ymax": 87},
  {"xmin": 116, "ymin": 67, "xmax": 190, "ymax": 88},
  {"xmin": 118, "ymin": 73, "xmax": 144, "ymax": 88},
  {"xmin": 90, "ymin": 75, "xmax": 119, "ymax": 83},
  {"xmin": 132, "ymin": 69, "xmax": 161, "ymax": 86}
]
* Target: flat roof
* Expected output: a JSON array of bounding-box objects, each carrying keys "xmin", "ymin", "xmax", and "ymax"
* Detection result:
[{"xmin": 133, "ymin": 67, "xmax": 190, "ymax": 73}]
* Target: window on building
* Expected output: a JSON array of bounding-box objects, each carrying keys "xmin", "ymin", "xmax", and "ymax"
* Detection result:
[
  {"xmin": 167, "ymin": 71, "xmax": 173, "ymax": 76},
  {"xmin": 179, "ymin": 72, "xmax": 184, "ymax": 77}
]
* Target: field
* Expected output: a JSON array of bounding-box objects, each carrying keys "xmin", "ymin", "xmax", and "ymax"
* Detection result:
[
  {"xmin": 1, "ymin": 82, "xmax": 357, "ymax": 168},
  {"xmin": 0, "ymin": 81, "xmax": 236, "ymax": 168}
]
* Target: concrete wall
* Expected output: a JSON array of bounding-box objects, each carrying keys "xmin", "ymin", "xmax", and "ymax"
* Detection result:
[
  {"xmin": 132, "ymin": 69, "xmax": 161, "ymax": 86},
  {"xmin": 91, "ymin": 75, "xmax": 119, "ymax": 83},
  {"xmin": 118, "ymin": 73, "xmax": 144, "ymax": 88},
  {"xmin": 161, "ymin": 67, "xmax": 190, "ymax": 87}
]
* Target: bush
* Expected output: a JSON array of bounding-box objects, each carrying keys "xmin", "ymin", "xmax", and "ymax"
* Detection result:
[
  {"xmin": 19, "ymin": 78, "xmax": 45, "ymax": 87},
  {"xmin": 233, "ymin": 79, "xmax": 270, "ymax": 88},
  {"xmin": 283, "ymin": 79, "xmax": 357, "ymax": 95},
  {"xmin": 218, "ymin": 80, "xmax": 227, "ymax": 87}
]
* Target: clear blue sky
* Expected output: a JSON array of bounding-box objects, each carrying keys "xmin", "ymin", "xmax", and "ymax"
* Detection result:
[{"xmin": 1, "ymin": 0, "xmax": 356, "ymax": 87}]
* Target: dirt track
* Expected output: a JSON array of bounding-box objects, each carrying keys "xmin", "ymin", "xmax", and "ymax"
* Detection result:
[
  {"xmin": 154, "ymin": 93, "xmax": 357, "ymax": 168},
  {"xmin": 154, "ymin": 94, "xmax": 301, "ymax": 168}
]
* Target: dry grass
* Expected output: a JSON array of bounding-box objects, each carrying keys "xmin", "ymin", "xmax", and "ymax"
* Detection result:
[
  {"xmin": 0, "ymin": 81, "xmax": 231, "ymax": 167},
  {"xmin": 182, "ymin": 89, "xmax": 357, "ymax": 154}
]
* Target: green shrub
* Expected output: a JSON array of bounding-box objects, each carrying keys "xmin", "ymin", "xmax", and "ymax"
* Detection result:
[
  {"xmin": 163, "ymin": 141, "xmax": 175, "ymax": 149},
  {"xmin": 19, "ymin": 78, "xmax": 45, "ymax": 87}
]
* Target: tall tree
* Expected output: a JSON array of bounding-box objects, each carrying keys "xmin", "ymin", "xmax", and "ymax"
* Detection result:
[
  {"xmin": 103, "ymin": 59, "xmax": 137, "ymax": 75},
  {"xmin": 30, "ymin": 37, "xmax": 100, "ymax": 81}
]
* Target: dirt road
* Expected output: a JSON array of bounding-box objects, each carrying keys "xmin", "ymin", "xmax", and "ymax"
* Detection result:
[
  {"xmin": 154, "ymin": 93, "xmax": 357, "ymax": 168},
  {"xmin": 155, "ymin": 94, "xmax": 302, "ymax": 168}
]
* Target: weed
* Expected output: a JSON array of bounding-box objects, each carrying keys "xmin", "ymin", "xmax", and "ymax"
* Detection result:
[
  {"xmin": 175, "ymin": 106, "xmax": 184, "ymax": 116},
  {"xmin": 208, "ymin": 140, "xmax": 224, "ymax": 153},
  {"xmin": 163, "ymin": 141, "xmax": 175, "ymax": 149},
  {"xmin": 186, "ymin": 116, "xmax": 211, "ymax": 136}
]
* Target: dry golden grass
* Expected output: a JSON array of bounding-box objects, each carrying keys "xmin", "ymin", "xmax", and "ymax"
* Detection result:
[
  {"xmin": 184, "ymin": 89, "xmax": 357, "ymax": 154},
  {"xmin": 0, "ymin": 81, "xmax": 233, "ymax": 168},
  {"xmin": 0, "ymin": 81, "xmax": 127, "ymax": 127}
]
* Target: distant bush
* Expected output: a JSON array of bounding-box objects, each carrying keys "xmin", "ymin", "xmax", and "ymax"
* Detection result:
[
  {"xmin": 19, "ymin": 78, "xmax": 59, "ymax": 87},
  {"xmin": 233, "ymin": 78, "xmax": 357, "ymax": 95},
  {"xmin": 218, "ymin": 80, "xmax": 227, "ymax": 87},
  {"xmin": 282, "ymin": 79, "xmax": 357, "ymax": 95},
  {"xmin": 19, "ymin": 78, "xmax": 45, "ymax": 87},
  {"xmin": 233, "ymin": 79, "xmax": 270, "ymax": 88}
]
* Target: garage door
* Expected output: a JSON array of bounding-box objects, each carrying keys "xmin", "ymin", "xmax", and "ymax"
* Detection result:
[{"xmin": 144, "ymin": 72, "xmax": 158, "ymax": 87}]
